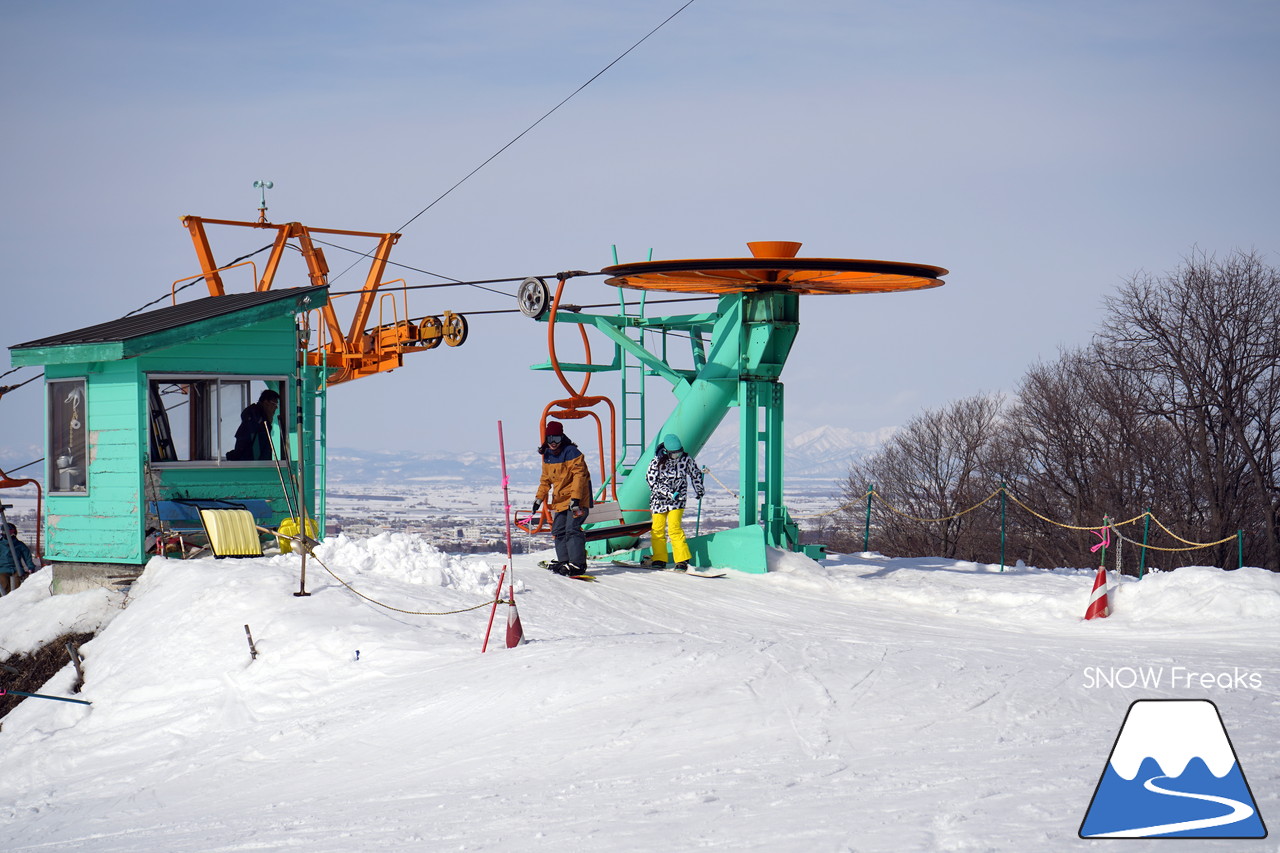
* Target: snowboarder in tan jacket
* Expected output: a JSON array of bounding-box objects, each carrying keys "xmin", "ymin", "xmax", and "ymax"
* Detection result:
[{"xmin": 533, "ymin": 421, "xmax": 593, "ymax": 575}]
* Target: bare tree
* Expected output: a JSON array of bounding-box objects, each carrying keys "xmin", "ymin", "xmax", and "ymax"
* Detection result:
[
  {"xmin": 1004, "ymin": 345, "xmax": 1201, "ymax": 571},
  {"xmin": 829, "ymin": 250, "xmax": 1280, "ymax": 572},
  {"xmin": 838, "ymin": 394, "xmax": 1008, "ymax": 560},
  {"xmin": 1098, "ymin": 249, "xmax": 1280, "ymax": 570}
]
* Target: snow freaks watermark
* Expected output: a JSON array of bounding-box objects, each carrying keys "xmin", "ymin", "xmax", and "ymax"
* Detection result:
[
  {"xmin": 1079, "ymin": 700, "xmax": 1267, "ymax": 839},
  {"xmin": 1082, "ymin": 666, "xmax": 1263, "ymax": 690}
]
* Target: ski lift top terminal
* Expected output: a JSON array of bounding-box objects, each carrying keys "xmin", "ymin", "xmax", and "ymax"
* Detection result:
[{"xmin": 530, "ymin": 241, "xmax": 947, "ymax": 573}]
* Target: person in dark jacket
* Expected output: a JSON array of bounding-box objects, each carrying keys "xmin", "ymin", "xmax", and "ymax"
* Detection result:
[
  {"xmin": 645, "ymin": 433, "xmax": 705, "ymax": 571},
  {"xmin": 227, "ymin": 389, "xmax": 280, "ymax": 461},
  {"xmin": 0, "ymin": 522, "xmax": 38, "ymax": 594},
  {"xmin": 533, "ymin": 421, "xmax": 593, "ymax": 575}
]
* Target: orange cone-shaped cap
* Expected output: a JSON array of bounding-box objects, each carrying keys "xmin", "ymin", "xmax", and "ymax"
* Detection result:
[{"xmin": 747, "ymin": 241, "xmax": 802, "ymax": 258}]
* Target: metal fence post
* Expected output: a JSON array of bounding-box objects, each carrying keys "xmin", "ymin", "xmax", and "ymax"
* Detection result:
[
  {"xmin": 1138, "ymin": 510, "xmax": 1151, "ymax": 579},
  {"xmin": 999, "ymin": 482, "xmax": 1006, "ymax": 572},
  {"xmin": 863, "ymin": 484, "xmax": 873, "ymax": 552}
]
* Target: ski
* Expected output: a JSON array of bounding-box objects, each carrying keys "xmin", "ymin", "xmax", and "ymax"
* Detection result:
[{"xmin": 610, "ymin": 561, "xmax": 727, "ymax": 578}]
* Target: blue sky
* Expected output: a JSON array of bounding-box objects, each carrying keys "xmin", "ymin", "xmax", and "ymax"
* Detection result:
[{"xmin": 3, "ymin": 0, "xmax": 1278, "ymax": 458}]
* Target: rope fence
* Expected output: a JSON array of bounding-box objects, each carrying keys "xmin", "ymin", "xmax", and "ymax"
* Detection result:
[
  {"xmin": 693, "ymin": 462, "xmax": 1245, "ymax": 573},
  {"xmin": 292, "ymin": 544, "xmax": 502, "ymax": 617},
  {"xmin": 815, "ymin": 484, "xmax": 1247, "ymax": 576}
]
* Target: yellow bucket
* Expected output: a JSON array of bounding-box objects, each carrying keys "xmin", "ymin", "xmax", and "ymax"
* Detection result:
[{"xmin": 277, "ymin": 517, "xmax": 319, "ymax": 553}]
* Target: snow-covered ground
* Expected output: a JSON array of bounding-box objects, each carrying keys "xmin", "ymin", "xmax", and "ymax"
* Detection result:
[{"xmin": 1, "ymin": 536, "xmax": 1276, "ymax": 852}]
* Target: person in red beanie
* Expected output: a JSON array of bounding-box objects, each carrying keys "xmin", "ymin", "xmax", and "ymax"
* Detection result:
[{"xmin": 533, "ymin": 421, "xmax": 593, "ymax": 575}]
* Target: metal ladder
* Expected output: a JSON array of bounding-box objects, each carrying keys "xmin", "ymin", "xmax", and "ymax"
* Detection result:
[{"xmin": 613, "ymin": 246, "xmax": 652, "ymax": 485}]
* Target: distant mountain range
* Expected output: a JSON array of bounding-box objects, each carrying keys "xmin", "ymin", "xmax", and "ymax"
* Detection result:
[
  {"xmin": 0, "ymin": 447, "xmax": 42, "ymax": 480},
  {"xmin": 326, "ymin": 425, "xmax": 894, "ymax": 486}
]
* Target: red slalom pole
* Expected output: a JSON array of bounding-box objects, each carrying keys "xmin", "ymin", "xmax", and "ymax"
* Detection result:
[
  {"xmin": 498, "ymin": 421, "xmax": 524, "ymax": 647},
  {"xmin": 481, "ymin": 565, "xmax": 508, "ymax": 653}
]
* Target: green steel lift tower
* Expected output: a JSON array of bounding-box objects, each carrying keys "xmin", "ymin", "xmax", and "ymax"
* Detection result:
[{"xmin": 523, "ymin": 241, "xmax": 947, "ymax": 573}]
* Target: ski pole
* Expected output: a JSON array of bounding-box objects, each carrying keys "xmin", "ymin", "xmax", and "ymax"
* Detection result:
[{"xmin": 0, "ymin": 687, "xmax": 91, "ymax": 706}]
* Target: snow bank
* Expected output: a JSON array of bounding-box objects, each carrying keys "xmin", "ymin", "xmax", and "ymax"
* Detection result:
[
  {"xmin": 312, "ymin": 531, "xmax": 517, "ymax": 594},
  {"xmin": 764, "ymin": 550, "xmax": 1280, "ymax": 634},
  {"xmin": 1110, "ymin": 564, "xmax": 1280, "ymax": 626}
]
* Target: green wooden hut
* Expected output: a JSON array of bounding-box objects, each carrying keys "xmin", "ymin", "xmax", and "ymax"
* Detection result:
[{"xmin": 8, "ymin": 287, "xmax": 328, "ymax": 593}]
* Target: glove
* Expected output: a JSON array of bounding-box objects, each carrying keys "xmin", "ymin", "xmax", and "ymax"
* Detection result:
[
  {"xmin": 532, "ymin": 500, "xmax": 541, "ymax": 514},
  {"xmin": 570, "ymin": 499, "xmax": 584, "ymax": 518}
]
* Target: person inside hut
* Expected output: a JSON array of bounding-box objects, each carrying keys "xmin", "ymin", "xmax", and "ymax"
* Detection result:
[
  {"xmin": 227, "ymin": 389, "xmax": 280, "ymax": 461},
  {"xmin": 0, "ymin": 522, "xmax": 38, "ymax": 594}
]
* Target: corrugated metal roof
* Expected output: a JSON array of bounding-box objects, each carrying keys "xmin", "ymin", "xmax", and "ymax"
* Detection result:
[{"xmin": 10, "ymin": 287, "xmax": 326, "ymax": 350}]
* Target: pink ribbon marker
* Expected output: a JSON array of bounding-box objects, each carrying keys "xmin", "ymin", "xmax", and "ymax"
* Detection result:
[{"xmin": 1090, "ymin": 527, "xmax": 1110, "ymax": 553}]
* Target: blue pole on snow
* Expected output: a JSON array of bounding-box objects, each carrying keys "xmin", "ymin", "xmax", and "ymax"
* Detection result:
[{"xmin": 0, "ymin": 687, "xmax": 91, "ymax": 706}]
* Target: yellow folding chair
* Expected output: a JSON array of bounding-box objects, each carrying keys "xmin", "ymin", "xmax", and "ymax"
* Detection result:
[{"xmin": 197, "ymin": 508, "xmax": 264, "ymax": 558}]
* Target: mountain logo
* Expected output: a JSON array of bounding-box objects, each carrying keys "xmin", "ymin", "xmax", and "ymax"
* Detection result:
[{"xmin": 1079, "ymin": 699, "xmax": 1267, "ymax": 839}]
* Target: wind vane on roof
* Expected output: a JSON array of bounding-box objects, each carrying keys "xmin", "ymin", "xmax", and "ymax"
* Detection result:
[{"xmin": 253, "ymin": 180, "xmax": 274, "ymax": 223}]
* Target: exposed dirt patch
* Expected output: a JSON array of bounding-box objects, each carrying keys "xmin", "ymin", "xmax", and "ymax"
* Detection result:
[{"xmin": 0, "ymin": 631, "xmax": 95, "ymax": 722}]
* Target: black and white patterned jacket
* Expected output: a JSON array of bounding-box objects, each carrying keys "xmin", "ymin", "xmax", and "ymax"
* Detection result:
[{"xmin": 645, "ymin": 447, "xmax": 705, "ymax": 513}]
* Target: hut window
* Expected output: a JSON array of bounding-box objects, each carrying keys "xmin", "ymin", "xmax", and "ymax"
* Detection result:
[
  {"xmin": 148, "ymin": 376, "xmax": 287, "ymax": 464},
  {"xmin": 49, "ymin": 378, "xmax": 88, "ymax": 493}
]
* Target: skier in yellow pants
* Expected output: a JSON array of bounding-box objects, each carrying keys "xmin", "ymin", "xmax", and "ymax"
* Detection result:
[{"xmin": 645, "ymin": 434, "xmax": 705, "ymax": 571}]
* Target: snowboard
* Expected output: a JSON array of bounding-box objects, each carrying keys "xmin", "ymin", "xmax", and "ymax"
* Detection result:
[
  {"xmin": 537, "ymin": 560, "xmax": 598, "ymax": 582},
  {"xmin": 611, "ymin": 561, "xmax": 727, "ymax": 579}
]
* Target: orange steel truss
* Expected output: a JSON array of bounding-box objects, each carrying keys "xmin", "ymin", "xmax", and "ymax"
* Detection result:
[{"xmin": 180, "ymin": 216, "xmax": 464, "ymax": 385}]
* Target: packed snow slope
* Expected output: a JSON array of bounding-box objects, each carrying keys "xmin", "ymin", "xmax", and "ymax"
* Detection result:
[{"xmin": 1, "ymin": 535, "xmax": 1277, "ymax": 852}]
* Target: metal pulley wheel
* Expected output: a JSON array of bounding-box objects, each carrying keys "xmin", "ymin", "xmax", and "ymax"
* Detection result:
[
  {"xmin": 417, "ymin": 316, "xmax": 443, "ymax": 349},
  {"xmin": 517, "ymin": 277, "xmax": 550, "ymax": 318},
  {"xmin": 442, "ymin": 312, "xmax": 469, "ymax": 347}
]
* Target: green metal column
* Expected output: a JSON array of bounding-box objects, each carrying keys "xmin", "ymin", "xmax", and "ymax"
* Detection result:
[
  {"xmin": 738, "ymin": 379, "xmax": 760, "ymax": 529},
  {"xmin": 313, "ymin": 365, "xmax": 327, "ymax": 531},
  {"xmin": 761, "ymin": 381, "xmax": 798, "ymax": 550}
]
